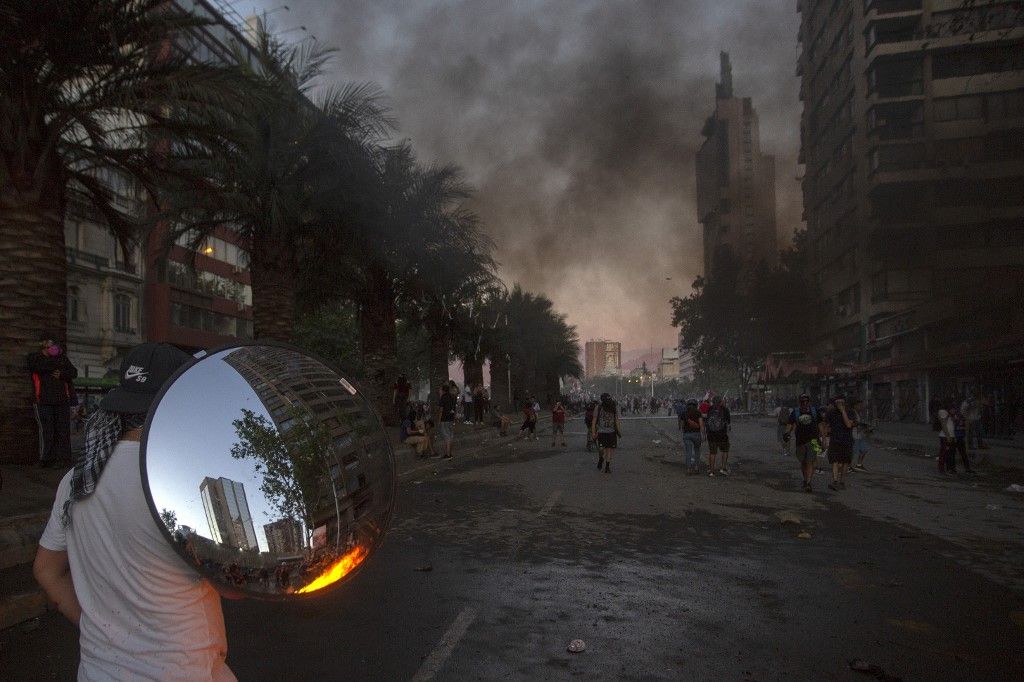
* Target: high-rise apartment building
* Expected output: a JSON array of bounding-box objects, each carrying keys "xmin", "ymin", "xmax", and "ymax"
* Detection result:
[
  {"xmin": 696, "ymin": 52, "xmax": 779, "ymax": 277},
  {"xmin": 797, "ymin": 0, "xmax": 1024, "ymax": 420},
  {"xmin": 584, "ymin": 340, "xmax": 622, "ymax": 378},
  {"xmin": 264, "ymin": 518, "xmax": 305, "ymax": 555},
  {"xmin": 200, "ymin": 476, "xmax": 258, "ymax": 551}
]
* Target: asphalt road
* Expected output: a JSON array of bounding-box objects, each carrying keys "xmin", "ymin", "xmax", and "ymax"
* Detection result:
[{"xmin": 4, "ymin": 416, "xmax": 1024, "ymax": 681}]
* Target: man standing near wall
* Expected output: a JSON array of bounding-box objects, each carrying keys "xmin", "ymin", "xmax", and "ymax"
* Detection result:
[{"xmin": 27, "ymin": 332, "xmax": 78, "ymax": 468}]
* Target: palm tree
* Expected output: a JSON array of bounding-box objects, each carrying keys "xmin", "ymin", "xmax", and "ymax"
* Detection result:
[
  {"xmin": 0, "ymin": 0, "xmax": 250, "ymax": 463},
  {"xmin": 158, "ymin": 28, "xmax": 392, "ymax": 342},
  {"xmin": 307, "ymin": 147, "xmax": 489, "ymax": 416},
  {"xmin": 491, "ymin": 286, "xmax": 582, "ymax": 406}
]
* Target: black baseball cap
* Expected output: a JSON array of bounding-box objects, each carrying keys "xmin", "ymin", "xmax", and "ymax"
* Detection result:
[{"xmin": 100, "ymin": 342, "xmax": 193, "ymax": 414}]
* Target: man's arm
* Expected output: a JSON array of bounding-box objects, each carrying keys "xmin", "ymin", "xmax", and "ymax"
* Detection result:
[{"xmin": 33, "ymin": 547, "xmax": 81, "ymax": 626}]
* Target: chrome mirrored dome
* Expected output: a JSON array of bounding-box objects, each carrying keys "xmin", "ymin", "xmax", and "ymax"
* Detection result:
[{"xmin": 142, "ymin": 344, "xmax": 396, "ymax": 599}]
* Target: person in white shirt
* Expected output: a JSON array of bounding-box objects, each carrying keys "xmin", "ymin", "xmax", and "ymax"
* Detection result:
[
  {"xmin": 936, "ymin": 402, "xmax": 956, "ymax": 475},
  {"xmin": 34, "ymin": 342, "xmax": 235, "ymax": 681}
]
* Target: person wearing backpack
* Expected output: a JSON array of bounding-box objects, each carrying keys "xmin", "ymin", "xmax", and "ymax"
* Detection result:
[
  {"xmin": 783, "ymin": 394, "xmax": 825, "ymax": 492},
  {"xmin": 706, "ymin": 395, "xmax": 732, "ymax": 476},
  {"xmin": 591, "ymin": 393, "xmax": 621, "ymax": 473}
]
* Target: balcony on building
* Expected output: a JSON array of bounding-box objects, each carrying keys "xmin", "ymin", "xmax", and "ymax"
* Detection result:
[
  {"xmin": 865, "ymin": 14, "xmax": 923, "ymax": 56},
  {"xmin": 867, "ymin": 55, "xmax": 924, "ymax": 101},
  {"xmin": 864, "ymin": 0, "xmax": 922, "ymax": 19}
]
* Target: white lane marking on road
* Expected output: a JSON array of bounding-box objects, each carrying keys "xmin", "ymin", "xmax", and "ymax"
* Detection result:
[
  {"xmin": 538, "ymin": 490, "xmax": 562, "ymax": 517},
  {"xmin": 410, "ymin": 607, "xmax": 478, "ymax": 682}
]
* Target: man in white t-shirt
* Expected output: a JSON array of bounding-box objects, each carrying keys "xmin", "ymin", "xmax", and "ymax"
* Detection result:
[{"xmin": 34, "ymin": 342, "xmax": 235, "ymax": 681}]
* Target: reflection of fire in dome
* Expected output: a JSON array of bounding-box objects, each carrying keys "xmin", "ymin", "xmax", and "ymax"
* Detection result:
[{"xmin": 296, "ymin": 545, "xmax": 368, "ymax": 594}]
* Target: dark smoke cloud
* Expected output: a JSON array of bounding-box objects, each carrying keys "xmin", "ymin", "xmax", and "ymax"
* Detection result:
[{"xmin": 252, "ymin": 0, "xmax": 802, "ymax": 350}]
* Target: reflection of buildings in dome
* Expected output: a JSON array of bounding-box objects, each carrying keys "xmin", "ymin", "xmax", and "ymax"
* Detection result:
[
  {"xmin": 222, "ymin": 346, "xmax": 389, "ymax": 548},
  {"xmin": 200, "ymin": 476, "xmax": 258, "ymax": 551},
  {"xmin": 264, "ymin": 518, "xmax": 305, "ymax": 555}
]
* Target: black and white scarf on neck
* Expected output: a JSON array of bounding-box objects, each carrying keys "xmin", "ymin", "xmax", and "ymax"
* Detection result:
[{"xmin": 62, "ymin": 410, "xmax": 147, "ymax": 526}]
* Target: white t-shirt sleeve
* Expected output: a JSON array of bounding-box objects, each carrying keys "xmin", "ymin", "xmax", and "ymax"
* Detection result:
[{"xmin": 38, "ymin": 471, "xmax": 74, "ymax": 552}]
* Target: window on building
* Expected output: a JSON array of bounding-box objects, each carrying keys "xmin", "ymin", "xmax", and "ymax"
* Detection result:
[
  {"xmin": 933, "ymin": 46, "xmax": 1024, "ymax": 80},
  {"xmin": 868, "ymin": 57, "xmax": 922, "ymax": 97},
  {"xmin": 933, "ymin": 95, "xmax": 983, "ymax": 123},
  {"xmin": 870, "ymin": 101, "xmax": 924, "ymax": 138},
  {"xmin": 872, "ymin": 269, "xmax": 931, "ymax": 299},
  {"xmin": 986, "ymin": 90, "xmax": 1024, "ymax": 120},
  {"xmin": 68, "ymin": 286, "xmax": 83, "ymax": 323},
  {"xmin": 113, "ymin": 293, "xmax": 132, "ymax": 333},
  {"xmin": 870, "ymin": 142, "xmax": 925, "ymax": 172}
]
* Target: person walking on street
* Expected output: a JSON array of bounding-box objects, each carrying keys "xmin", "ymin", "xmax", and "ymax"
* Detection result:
[
  {"xmin": 436, "ymin": 384, "xmax": 458, "ymax": 458},
  {"xmin": 705, "ymin": 395, "xmax": 732, "ymax": 476},
  {"xmin": 551, "ymin": 401, "xmax": 567, "ymax": 447},
  {"xmin": 776, "ymin": 404, "xmax": 791, "ymax": 456},
  {"xmin": 518, "ymin": 399, "xmax": 537, "ymax": 441},
  {"xmin": 850, "ymin": 399, "xmax": 872, "ymax": 472},
  {"xmin": 825, "ymin": 396, "xmax": 855, "ymax": 491},
  {"xmin": 952, "ymin": 402, "xmax": 974, "ymax": 474},
  {"xmin": 392, "ymin": 374, "xmax": 411, "ymax": 422},
  {"xmin": 784, "ymin": 394, "xmax": 824, "ymax": 493},
  {"xmin": 961, "ymin": 390, "xmax": 986, "ymax": 451},
  {"xmin": 681, "ymin": 398, "xmax": 704, "ymax": 475},
  {"xmin": 935, "ymin": 402, "xmax": 957, "ymax": 474},
  {"xmin": 28, "ymin": 332, "xmax": 79, "ymax": 468},
  {"xmin": 584, "ymin": 400, "xmax": 598, "ymax": 451},
  {"xmin": 34, "ymin": 342, "xmax": 238, "ymax": 680},
  {"xmin": 592, "ymin": 393, "xmax": 621, "ymax": 473}
]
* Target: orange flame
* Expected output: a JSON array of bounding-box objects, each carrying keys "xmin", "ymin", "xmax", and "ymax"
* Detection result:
[{"xmin": 295, "ymin": 545, "xmax": 369, "ymax": 594}]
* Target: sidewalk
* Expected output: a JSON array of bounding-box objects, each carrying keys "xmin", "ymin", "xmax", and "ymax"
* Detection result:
[
  {"xmin": 0, "ymin": 414, "xmax": 529, "ymax": 632},
  {"xmin": 869, "ymin": 420, "xmax": 1023, "ymax": 472}
]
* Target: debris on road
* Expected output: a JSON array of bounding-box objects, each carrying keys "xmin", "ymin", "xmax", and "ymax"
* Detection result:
[
  {"xmin": 797, "ymin": 531, "xmax": 812, "ymax": 539},
  {"xmin": 775, "ymin": 510, "xmax": 802, "ymax": 525},
  {"xmin": 1005, "ymin": 484, "xmax": 1024, "ymax": 493},
  {"xmin": 567, "ymin": 639, "xmax": 586, "ymax": 654},
  {"xmin": 652, "ymin": 439, "xmax": 662, "ymax": 444},
  {"xmin": 985, "ymin": 504, "xmax": 1002, "ymax": 511},
  {"xmin": 849, "ymin": 658, "xmax": 902, "ymax": 681},
  {"xmin": 413, "ymin": 563, "xmax": 433, "ymax": 572}
]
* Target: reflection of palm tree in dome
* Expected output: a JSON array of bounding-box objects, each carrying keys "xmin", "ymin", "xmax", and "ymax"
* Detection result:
[{"xmin": 231, "ymin": 406, "xmax": 343, "ymax": 547}]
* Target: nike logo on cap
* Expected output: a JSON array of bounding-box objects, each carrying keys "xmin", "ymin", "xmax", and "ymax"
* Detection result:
[{"xmin": 125, "ymin": 365, "xmax": 148, "ymax": 383}]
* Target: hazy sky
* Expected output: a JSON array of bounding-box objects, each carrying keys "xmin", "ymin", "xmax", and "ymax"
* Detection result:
[{"xmin": 248, "ymin": 0, "xmax": 803, "ymax": 350}]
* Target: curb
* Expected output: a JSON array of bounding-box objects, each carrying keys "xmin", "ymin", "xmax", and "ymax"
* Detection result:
[{"xmin": 0, "ymin": 591, "xmax": 48, "ymax": 632}]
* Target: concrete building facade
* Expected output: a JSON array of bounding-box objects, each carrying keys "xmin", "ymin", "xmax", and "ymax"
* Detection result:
[
  {"xmin": 797, "ymin": 0, "xmax": 1024, "ymax": 422},
  {"xmin": 696, "ymin": 52, "xmax": 779, "ymax": 277},
  {"xmin": 584, "ymin": 340, "xmax": 622, "ymax": 378}
]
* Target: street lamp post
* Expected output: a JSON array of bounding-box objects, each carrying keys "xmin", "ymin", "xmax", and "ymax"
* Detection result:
[{"xmin": 506, "ymin": 353, "xmax": 511, "ymax": 407}]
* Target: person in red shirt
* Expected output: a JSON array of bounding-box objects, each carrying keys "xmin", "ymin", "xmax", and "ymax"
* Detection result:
[
  {"xmin": 551, "ymin": 401, "xmax": 567, "ymax": 447},
  {"xmin": 699, "ymin": 394, "xmax": 712, "ymax": 417}
]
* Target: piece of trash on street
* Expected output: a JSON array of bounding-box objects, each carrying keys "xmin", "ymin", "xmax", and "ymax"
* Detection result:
[
  {"xmin": 567, "ymin": 639, "xmax": 586, "ymax": 653},
  {"xmin": 896, "ymin": 534, "xmax": 918, "ymax": 539},
  {"xmin": 775, "ymin": 510, "xmax": 802, "ymax": 525},
  {"xmin": 849, "ymin": 658, "xmax": 902, "ymax": 681},
  {"xmin": 986, "ymin": 504, "xmax": 1001, "ymax": 511},
  {"xmin": 1005, "ymin": 484, "xmax": 1024, "ymax": 493},
  {"xmin": 797, "ymin": 531, "xmax": 812, "ymax": 539},
  {"xmin": 413, "ymin": 563, "xmax": 433, "ymax": 572},
  {"xmin": 652, "ymin": 439, "xmax": 662, "ymax": 444}
]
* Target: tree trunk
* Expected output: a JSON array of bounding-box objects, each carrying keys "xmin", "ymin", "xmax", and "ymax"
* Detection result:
[
  {"xmin": 489, "ymin": 355, "xmax": 511, "ymax": 413},
  {"xmin": 250, "ymin": 232, "xmax": 297, "ymax": 343},
  {"xmin": 359, "ymin": 266, "xmax": 399, "ymax": 424},
  {"xmin": 427, "ymin": 307, "xmax": 450, "ymax": 399},
  {"xmin": 462, "ymin": 359, "xmax": 484, "ymax": 388},
  {"xmin": 0, "ymin": 194, "xmax": 68, "ymax": 464},
  {"xmin": 544, "ymin": 372, "xmax": 562, "ymax": 407}
]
